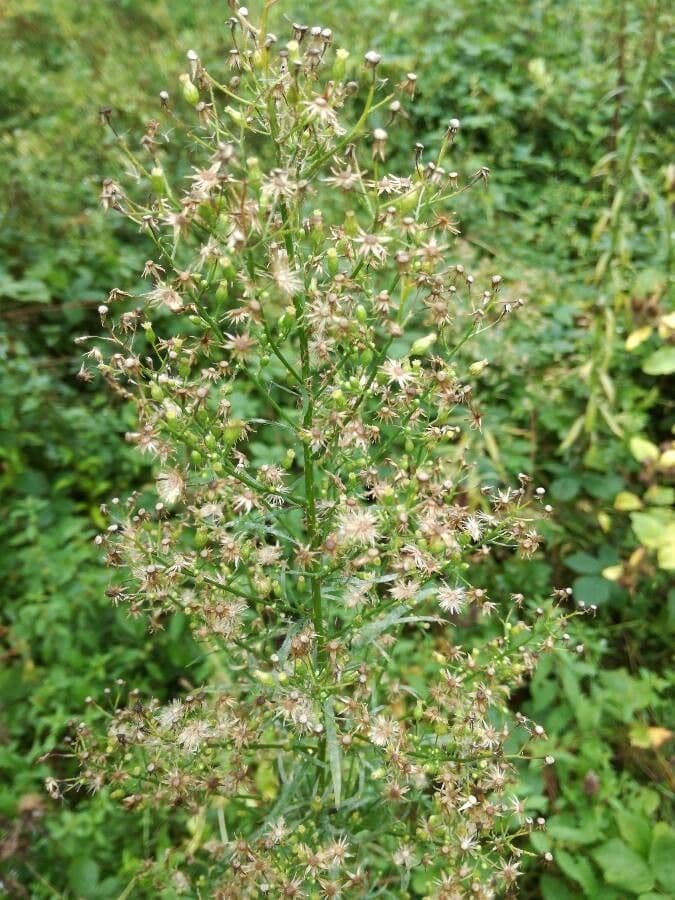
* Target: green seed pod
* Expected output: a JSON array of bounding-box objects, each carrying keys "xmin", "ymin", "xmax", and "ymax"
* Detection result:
[
  {"xmin": 356, "ymin": 304, "xmax": 367, "ymax": 324},
  {"xmin": 283, "ymin": 448, "xmax": 296, "ymax": 470},
  {"xmin": 410, "ymin": 332, "xmax": 437, "ymax": 357},
  {"xmin": 150, "ymin": 382, "xmax": 163, "ymax": 401},
  {"xmin": 179, "ymin": 74, "xmax": 199, "ymax": 106},
  {"xmin": 141, "ymin": 322, "xmax": 155, "ymax": 343},
  {"xmin": 326, "ymin": 247, "xmax": 339, "ymax": 276},
  {"xmin": 218, "ymin": 256, "xmax": 236, "ymax": 280},
  {"xmin": 332, "ymin": 47, "xmax": 349, "ymax": 81},
  {"xmin": 150, "ymin": 165, "xmax": 167, "ymax": 196},
  {"xmin": 222, "ymin": 420, "xmax": 245, "ymax": 445},
  {"xmin": 344, "ymin": 210, "xmax": 359, "ymax": 237},
  {"xmin": 190, "ymin": 450, "xmax": 202, "ymax": 466}
]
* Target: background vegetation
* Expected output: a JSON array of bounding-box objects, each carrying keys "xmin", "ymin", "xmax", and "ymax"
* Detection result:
[{"xmin": 0, "ymin": 0, "xmax": 672, "ymax": 896}]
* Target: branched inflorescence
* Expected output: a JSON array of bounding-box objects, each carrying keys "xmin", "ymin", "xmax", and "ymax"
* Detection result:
[{"xmin": 68, "ymin": 3, "xmax": 585, "ymax": 896}]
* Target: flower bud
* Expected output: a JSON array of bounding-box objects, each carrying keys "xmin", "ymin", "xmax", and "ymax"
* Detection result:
[
  {"xmin": 410, "ymin": 332, "xmax": 437, "ymax": 357},
  {"xmin": 326, "ymin": 247, "xmax": 339, "ymax": 276},
  {"xmin": 179, "ymin": 73, "xmax": 199, "ymax": 106},
  {"xmin": 469, "ymin": 359, "xmax": 489, "ymax": 376},
  {"xmin": 150, "ymin": 166, "xmax": 167, "ymax": 196},
  {"xmin": 332, "ymin": 47, "xmax": 349, "ymax": 81}
]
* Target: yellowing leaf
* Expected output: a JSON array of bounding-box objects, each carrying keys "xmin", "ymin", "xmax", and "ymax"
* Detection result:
[
  {"xmin": 614, "ymin": 491, "xmax": 643, "ymax": 511},
  {"xmin": 644, "ymin": 485, "xmax": 674, "ymax": 506},
  {"xmin": 657, "ymin": 535, "xmax": 675, "ymax": 571},
  {"xmin": 658, "ymin": 448, "xmax": 675, "ymax": 470},
  {"xmin": 625, "ymin": 325, "xmax": 653, "ymax": 351},
  {"xmin": 598, "ymin": 511, "xmax": 612, "ymax": 533},
  {"xmin": 647, "ymin": 727, "xmax": 673, "ymax": 749},
  {"xmin": 629, "ymin": 436, "xmax": 659, "ymax": 463},
  {"xmin": 602, "ymin": 565, "xmax": 623, "ymax": 581}
]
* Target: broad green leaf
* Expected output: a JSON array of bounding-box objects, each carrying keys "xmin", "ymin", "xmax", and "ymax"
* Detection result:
[
  {"xmin": 556, "ymin": 848, "xmax": 600, "ymax": 895},
  {"xmin": 565, "ymin": 552, "xmax": 603, "ymax": 575},
  {"xmin": 649, "ymin": 823, "xmax": 675, "ymax": 889},
  {"xmin": 540, "ymin": 874, "xmax": 578, "ymax": 900},
  {"xmin": 550, "ymin": 476, "xmax": 580, "ymax": 501},
  {"xmin": 630, "ymin": 510, "xmax": 675, "ymax": 550},
  {"xmin": 644, "ymin": 486, "xmax": 674, "ymax": 507},
  {"xmin": 615, "ymin": 810, "xmax": 652, "ymax": 857},
  {"xmin": 573, "ymin": 575, "xmax": 612, "ymax": 605},
  {"xmin": 67, "ymin": 858, "xmax": 100, "ymax": 899},
  {"xmin": 593, "ymin": 839, "xmax": 654, "ymax": 894},
  {"xmin": 642, "ymin": 347, "xmax": 675, "ymax": 376}
]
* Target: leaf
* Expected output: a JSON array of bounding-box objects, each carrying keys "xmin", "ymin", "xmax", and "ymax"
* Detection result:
[
  {"xmin": 593, "ymin": 839, "xmax": 654, "ymax": 894},
  {"xmin": 67, "ymin": 858, "xmax": 100, "ymax": 899},
  {"xmin": 649, "ymin": 823, "xmax": 675, "ymax": 890},
  {"xmin": 629, "ymin": 437, "xmax": 660, "ymax": 464},
  {"xmin": 560, "ymin": 414, "xmax": 585, "ymax": 451},
  {"xmin": 630, "ymin": 511, "xmax": 675, "ymax": 551},
  {"xmin": 550, "ymin": 476, "xmax": 580, "ymax": 501},
  {"xmin": 323, "ymin": 697, "xmax": 342, "ymax": 808},
  {"xmin": 573, "ymin": 575, "xmax": 612, "ymax": 605},
  {"xmin": 657, "ymin": 448, "xmax": 675, "ymax": 470},
  {"xmin": 615, "ymin": 810, "xmax": 652, "ymax": 857},
  {"xmin": 614, "ymin": 492, "xmax": 643, "ymax": 511},
  {"xmin": 657, "ymin": 538, "xmax": 675, "ymax": 571},
  {"xmin": 556, "ymin": 848, "xmax": 600, "ymax": 895},
  {"xmin": 540, "ymin": 874, "xmax": 578, "ymax": 900},
  {"xmin": 642, "ymin": 347, "xmax": 675, "ymax": 376},
  {"xmin": 625, "ymin": 326, "xmax": 653, "ymax": 351},
  {"xmin": 565, "ymin": 552, "xmax": 603, "ymax": 575},
  {"xmin": 643, "ymin": 486, "xmax": 674, "ymax": 507}
]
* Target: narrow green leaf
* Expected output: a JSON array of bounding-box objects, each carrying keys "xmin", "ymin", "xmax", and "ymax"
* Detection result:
[{"xmin": 323, "ymin": 697, "xmax": 342, "ymax": 808}]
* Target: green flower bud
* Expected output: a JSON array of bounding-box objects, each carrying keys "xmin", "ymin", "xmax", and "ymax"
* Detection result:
[
  {"xmin": 332, "ymin": 47, "xmax": 349, "ymax": 81},
  {"xmin": 410, "ymin": 332, "xmax": 437, "ymax": 357},
  {"xmin": 179, "ymin": 73, "xmax": 199, "ymax": 106},
  {"xmin": 222, "ymin": 420, "xmax": 245, "ymax": 445},
  {"xmin": 283, "ymin": 448, "xmax": 296, "ymax": 470},
  {"xmin": 326, "ymin": 247, "xmax": 339, "ymax": 276},
  {"xmin": 150, "ymin": 166, "xmax": 167, "ymax": 196}
]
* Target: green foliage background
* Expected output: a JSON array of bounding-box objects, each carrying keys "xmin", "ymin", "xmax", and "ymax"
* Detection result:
[{"xmin": 0, "ymin": 0, "xmax": 672, "ymax": 896}]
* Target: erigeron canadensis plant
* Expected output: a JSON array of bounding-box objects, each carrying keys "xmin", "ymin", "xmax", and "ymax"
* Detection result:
[{"xmin": 69, "ymin": 3, "xmax": 587, "ymax": 896}]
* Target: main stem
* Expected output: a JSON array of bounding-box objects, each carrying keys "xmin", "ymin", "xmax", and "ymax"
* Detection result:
[
  {"xmin": 268, "ymin": 93, "xmax": 324, "ymax": 653},
  {"xmin": 278, "ymin": 198, "xmax": 324, "ymax": 646}
]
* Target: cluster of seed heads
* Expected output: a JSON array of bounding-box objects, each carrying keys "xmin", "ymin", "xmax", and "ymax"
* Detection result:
[{"xmin": 59, "ymin": 4, "xmax": 590, "ymax": 896}]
